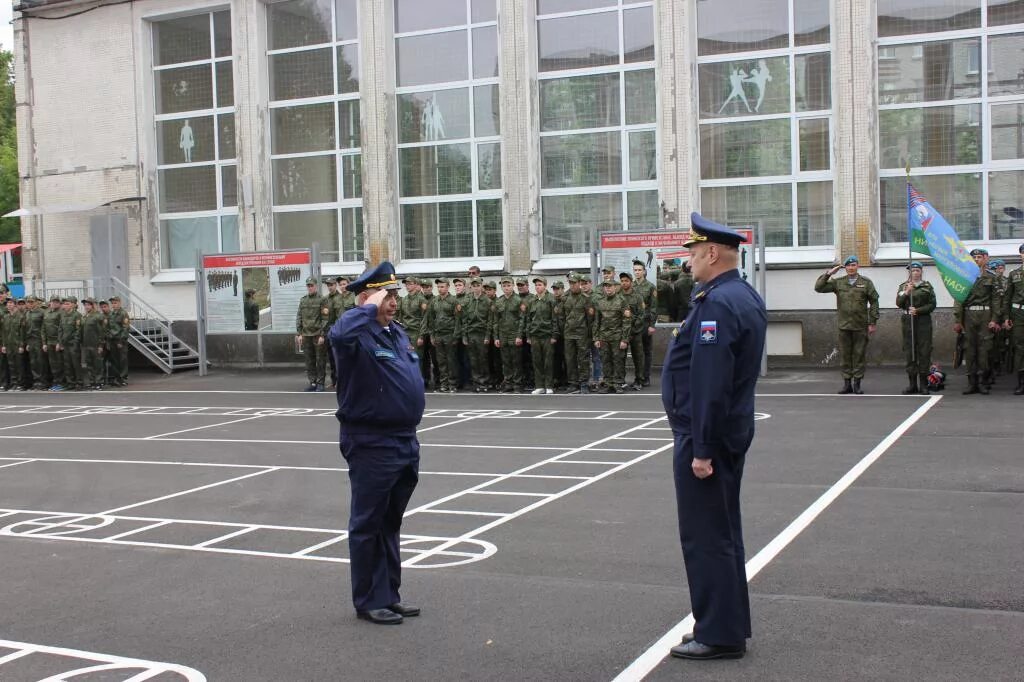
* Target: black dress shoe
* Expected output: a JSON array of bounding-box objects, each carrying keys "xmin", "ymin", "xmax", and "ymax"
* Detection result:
[
  {"xmin": 388, "ymin": 602, "xmax": 420, "ymax": 617},
  {"xmin": 356, "ymin": 608, "xmax": 403, "ymax": 625},
  {"xmin": 670, "ymin": 640, "xmax": 745, "ymax": 660}
]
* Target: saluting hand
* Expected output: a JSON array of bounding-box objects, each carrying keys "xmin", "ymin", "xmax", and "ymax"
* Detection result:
[
  {"xmin": 365, "ymin": 289, "xmax": 388, "ymax": 308},
  {"xmin": 692, "ymin": 458, "xmax": 713, "ymax": 479}
]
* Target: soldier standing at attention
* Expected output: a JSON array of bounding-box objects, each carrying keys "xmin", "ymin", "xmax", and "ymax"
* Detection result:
[
  {"xmin": 895, "ymin": 262, "xmax": 936, "ymax": 394},
  {"xmin": 452, "ymin": 277, "xmax": 471, "ymax": 389},
  {"xmin": 814, "ymin": 255, "xmax": 879, "ymax": 395},
  {"xmin": 582, "ymin": 274, "xmax": 603, "ymax": 386},
  {"xmin": 492, "ymin": 277, "xmax": 524, "ymax": 393},
  {"xmin": 674, "ymin": 261, "xmax": 694, "ymax": 322},
  {"xmin": 521, "ymin": 276, "xmax": 558, "ymax": 394},
  {"xmin": 987, "ymin": 258, "xmax": 1009, "ymax": 385},
  {"xmin": 516, "ymin": 278, "xmax": 534, "ymax": 389},
  {"xmin": 427, "ymin": 278, "xmax": 460, "ymax": 392},
  {"xmin": 632, "ymin": 260, "xmax": 658, "ymax": 386},
  {"xmin": 324, "ymin": 278, "xmax": 347, "ymax": 388},
  {"xmin": 296, "ymin": 277, "xmax": 327, "ymax": 392},
  {"xmin": 397, "ymin": 278, "xmax": 429, "ymax": 381},
  {"xmin": 560, "ymin": 273, "xmax": 594, "ymax": 394},
  {"xmin": 1003, "ymin": 243, "xmax": 1024, "ymax": 395},
  {"xmin": 244, "ymin": 289, "xmax": 260, "ymax": 331},
  {"xmin": 954, "ymin": 248, "xmax": 1000, "ymax": 395},
  {"xmin": 81, "ymin": 298, "xmax": 108, "ymax": 390},
  {"xmin": 24, "ymin": 296, "xmax": 46, "ymax": 390},
  {"xmin": 619, "ymin": 272, "xmax": 646, "ymax": 390},
  {"xmin": 419, "ymin": 278, "xmax": 440, "ymax": 389},
  {"xmin": 56, "ymin": 297, "xmax": 83, "ymax": 391},
  {"xmin": 108, "ymin": 296, "xmax": 131, "ymax": 387},
  {"xmin": 42, "ymin": 295, "xmax": 64, "ymax": 391},
  {"xmin": 550, "ymin": 281, "xmax": 568, "ymax": 390},
  {"xmin": 1, "ymin": 298, "xmax": 25, "ymax": 391},
  {"xmin": 594, "ymin": 279, "xmax": 631, "ymax": 393},
  {"xmin": 460, "ymin": 277, "xmax": 492, "ymax": 392},
  {"xmin": 337, "ymin": 277, "xmax": 357, "ymax": 313},
  {"xmin": 483, "ymin": 282, "xmax": 502, "ymax": 389}
]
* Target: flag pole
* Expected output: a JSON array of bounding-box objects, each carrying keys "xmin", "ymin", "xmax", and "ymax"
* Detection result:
[{"xmin": 905, "ymin": 163, "xmax": 917, "ymax": 378}]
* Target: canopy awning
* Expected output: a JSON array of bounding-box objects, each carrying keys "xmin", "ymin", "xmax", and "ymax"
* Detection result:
[
  {"xmin": 0, "ymin": 243, "xmax": 21, "ymax": 254},
  {"xmin": 2, "ymin": 196, "xmax": 146, "ymax": 219}
]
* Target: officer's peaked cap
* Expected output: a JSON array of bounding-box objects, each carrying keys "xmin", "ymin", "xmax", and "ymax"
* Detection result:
[
  {"xmin": 347, "ymin": 261, "xmax": 400, "ymax": 294},
  {"xmin": 684, "ymin": 212, "xmax": 747, "ymax": 248}
]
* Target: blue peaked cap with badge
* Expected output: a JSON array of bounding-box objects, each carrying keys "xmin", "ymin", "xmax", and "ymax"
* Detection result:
[
  {"xmin": 346, "ymin": 261, "xmax": 401, "ymax": 294},
  {"xmin": 683, "ymin": 212, "xmax": 748, "ymax": 248}
]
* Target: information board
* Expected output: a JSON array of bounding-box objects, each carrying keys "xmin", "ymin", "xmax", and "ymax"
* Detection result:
[
  {"xmin": 201, "ymin": 250, "xmax": 312, "ymax": 333},
  {"xmin": 599, "ymin": 229, "xmax": 756, "ymax": 285}
]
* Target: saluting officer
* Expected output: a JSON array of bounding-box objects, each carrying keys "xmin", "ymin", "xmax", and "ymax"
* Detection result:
[
  {"xmin": 662, "ymin": 214, "xmax": 767, "ymax": 661},
  {"xmin": 296, "ymin": 277, "xmax": 327, "ymax": 392},
  {"xmin": 328, "ymin": 261, "xmax": 424, "ymax": 625},
  {"xmin": 814, "ymin": 255, "xmax": 880, "ymax": 394},
  {"xmin": 895, "ymin": 262, "xmax": 936, "ymax": 394},
  {"xmin": 954, "ymin": 248, "xmax": 1000, "ymax": 395},
  {"xmin": 1004, "ymin": 243, "xmax": 1024, "ymax": 395}
]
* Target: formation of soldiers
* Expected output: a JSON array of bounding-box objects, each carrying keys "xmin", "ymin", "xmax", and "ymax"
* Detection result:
[
  {"xmin": 296, "ymin": 275, "xmax": 356, "ymax": 391},
  {"xmin": 815, "ymin": 244, "xmax": 1024, "ymax": 396},
  {"xmin": 393, "ymin": 260, "xmax": 658, "ymax": 394},
  {"xmin": 0, "ymin": 292, "xmax": 131, "ymax": 392}
]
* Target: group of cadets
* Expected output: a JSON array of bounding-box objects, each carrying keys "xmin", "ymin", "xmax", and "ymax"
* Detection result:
[
  {"xmin": 391, "ymin": 260, "xmax": 658, "ymax": 394},
  {"xmin": 296, "ymin": 275, "xmax": 357, "ymax": 391},
  {"xmin": 0, "ymin": 291, "xmax": 130, "ymax": 392}
]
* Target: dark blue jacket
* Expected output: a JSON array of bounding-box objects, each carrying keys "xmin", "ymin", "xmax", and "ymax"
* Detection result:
[
  {"xmin": 329, "ymin": 305, "xmax": 426, "ymax": 437},
  {"xmin": 661, "ymin": 270, "xmax": 766, "ymax": 458}
]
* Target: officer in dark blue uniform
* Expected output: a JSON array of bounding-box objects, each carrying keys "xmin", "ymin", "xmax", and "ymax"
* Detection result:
[
  {"xmin": 328, "ymin": 261, "xmax": 426, "ymax": 625},
  {"xmin": 661, "ymin": 213, "xmax": 767, "ymax": 660}
]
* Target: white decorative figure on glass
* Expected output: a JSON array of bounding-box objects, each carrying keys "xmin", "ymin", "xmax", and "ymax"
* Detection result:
[
  {"xmin": 421, "ymin": 94, "xmax": 446, "ymax": 141},
  {"xmin": 744, "ymin": 59, "xmax": 773, "ymax": 113},
  {"xmin": 719, "ymin": 68, "xmax": 751, "ymax": 114},
  {"xmin": 179, "ymin": 119, "xmax": 195, "ymax": 163}
]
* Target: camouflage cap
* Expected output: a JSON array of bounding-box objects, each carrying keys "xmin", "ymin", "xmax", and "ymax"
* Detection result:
[
  {"xmin": 15, "ymin": 298, "xmax": 25, "ymax": 304},
  {"xmin": 515, "ymin": 278, "xmax": 529, "ymax": 286},
  {"xmin": 435, "ymin": 277, "xmax": 450, "ymax": 284},
  {"xmin": 49, "ymin": 295, "xmax": 62, "ymax": 302},
  {"xmin": 551, "ymin": 281, "xmax": 564, "ymax": 289},
  {"xmin": 532, "ymin": 276, "xmax": 547, "ymax": 284},
  {"xmin": 499, "ymin": 276, "xmax": 514, "ymax": 285},
  {"xmin": 335, "ymin": 275, "xmax": 349, "ymax": 283},
  {"xmin": 452, "ymin": 277, "xmax": 465, "ymax": 284},
  {"xmin": 601, "ymin": 265, "xmax": 616, "ymax": 274},
  {"xmin": 98, "ymin": 299, "xmax": 109, "ymax": 306},
  {"xmin": 324, "ymin": 276, "xmax": 337, "ymax": 284},
  {"xmin": 483, "ymin": 281, "xmax": 496, "ymax": 290},
  {"xmin": 82, "ymin": 297, "xmax": 95, "ymax": 305},
  {"xmin": 420, "ymin": 277, "xmax": 433, "ymax": 287},
  {"xmin": 619, "ymin": 271, "xmax": 633, "ymax": 280},
  {"xmin": 305, "ymin": 277, "xmax": 318, "ymax": 285},
  {"xmin": 581, "ymin": 274, "xmax": 592, "ymax": 283},
  {"xmin": 109, "ymin": 295, "xmax": 121, "ymax": 302},
  {"xmin": 470, "ymin": 277, "xmax": 483, "ymax": 285},
  {"xmin": 569, "ymin": 273, "xmax": 584, "ymax": 283},
  {"xmin": 63, "ymin": 296, "xmax": 78, "ymax": 304}
]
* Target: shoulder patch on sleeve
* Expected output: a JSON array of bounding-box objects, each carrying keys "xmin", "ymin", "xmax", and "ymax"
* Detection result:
[{"xmin": 699, "ymin": 320, "xmax": 717, "ymax": 344}]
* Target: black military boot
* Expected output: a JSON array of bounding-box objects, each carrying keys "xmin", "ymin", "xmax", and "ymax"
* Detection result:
[
  {"xmin": 1014, "ymin": 372, "xmax": 1024, "ymax": 396},
  {"xmin": 852, "ymin": 378, "xmax": 864, "ymax": 395},
  {"xmin": 919, "ymin": 374, "xmax": 931, "ymax": 394},
  {"xmin": 901, "ymin": 374, "xmax": 919, "ymax": 395},
  {"xmin": 963, "ymin": 374, "xmax": 980, "ymax": 395},
  {"xmin": 981, "ymin": 369, "xmax": 994, "ymax": 387},
  {"xmin": 838, "ymin": 379, "xmax": 853, "ymax": 395}
]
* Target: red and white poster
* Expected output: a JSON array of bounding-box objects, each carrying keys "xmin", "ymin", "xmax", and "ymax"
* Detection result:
[
  {"xmin": 599, "ymin": 228, "xmax": 755, "ymax": 284},
  {"xmin": 201, "ymin": 250, "xmax": 312, "ymax": 333}
]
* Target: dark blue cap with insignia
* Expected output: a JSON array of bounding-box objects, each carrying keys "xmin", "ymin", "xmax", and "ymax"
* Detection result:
[
  {"xmin": 969, "ymin": 248, "xmax": 988, "ymax": 256},
  {"xmin": 844, "ymin": 255, "xmax": 859, "ymax": 265},
  {"xmin": 346, "ymin": 261, "xmax": 400, "ymax": 294},
  {"xmin": 990, "ymin": 258, "xmax": 1005, "ymax": 267},
  {"xmin": 684, "ymin": 212, "xmax": 748, "ymax": 248}
]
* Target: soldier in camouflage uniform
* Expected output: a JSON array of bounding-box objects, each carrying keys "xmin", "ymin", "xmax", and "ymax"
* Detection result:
[
  {"xmin": 427, "ymin": 277, "xmax": 460, "ymax": 392},
  {"xmin": 987, "ymin": 259, "xmax": 1009, "ymax": 385},
  {"xmin": 618, "ymin": 272, "xmax": 646, "ymax": 390},
  {"xmin": 954, "ymin": 248, "xmax": 1001, "ymax": 395},
  {"xmin": 492, "ymin": 277, "xmax": 524, "ymax": 392},
  {"xmin": 1003, "ymin": 243, "xmax": 1024, "ymax": 395},
  {"xmin": 582, "ymin": 274, "xmax": 603, "ymax": 385},
  {"xmin": 814, "ymin": 255, "xmax": 880, "ymax": 395},
  {"xmin": 673, "ymin": 262, "xmax": 694, "ymax": 322},
  {"xmin": 324, "ymin": 277, "xmax": 347, "ymax": 387},
  {"xmin": 81, "ymin": 298, "xmax": 108, "ymax": 390},
  {"xmin": 516, "ymin": 278, "xmax": 534, "ymax": 388},
  {"xmin": 1, "ymin": 298, "xmax": 25, "ymax": 391},
  {"xmin": 560, "ymin": 273, "xmax": 594, "ymax": 394},
  {"xmin": 520, "ymin": 276, "xmax": 558, "ymax": 394},
  {"xmin": 593, "ymin": 280, "xmax": 632, "ymax": 393},
  {"xmin": 296, "ymin": 277, "xmax": 327, "ymax": 391},
  {"xmin": 56, "ymin": 297, "xmax": 84, "ymax": 391},
  {"xmin": 24, "ymin": 296, "xmax": 46, "ymax": 390},
  {"xmin": 336, "ymin": 276, "xmax": 357, "ymax": 312},
  {"xmin": 108, "ymin": 296, "xmax": 131, "ymax": 386},
  {"xmin": 483, "ymin": 281, "xmax": 503, "ymax": 389},
  {"xmin": 632, "ymin": 260, "xmax": 658, "ymax": 386},
  {"xmin": 419, "ymin": 278, "xmax": 440, "ymax": 388},
  {"xmin": 397, "ymin": 278, "xmax": 429, "ymax": 386},
  {"xmin": 550, "ymin": 281, "xmax": 567, "ymax": 389},
  {"xmin": 42, "ymin": 295, "xmax": 64, "ymax": 390},
  {"xmin": 459, "ymin": 277, "xmax": 492, "ymax": 392},
  {"xmin": 895, "ymin": 262, "xmax": 936, "ymax": 395}
]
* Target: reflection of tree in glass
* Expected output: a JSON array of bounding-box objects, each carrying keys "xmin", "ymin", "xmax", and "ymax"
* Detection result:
[{"xmin": 242, "ymin": 267, "xmax": 271, "ymax": 310}]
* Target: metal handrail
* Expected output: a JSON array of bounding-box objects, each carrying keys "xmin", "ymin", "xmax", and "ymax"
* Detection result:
[{"xmin": 109, "ymin": 277, "xmax": 177, "ymax": 370}]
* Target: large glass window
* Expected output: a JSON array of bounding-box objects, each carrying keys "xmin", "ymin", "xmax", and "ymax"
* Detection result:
[
  {"xmin": 697, "ymin": 0, "xmax": 833, "ymax": 249},
  {"xmin": 538, "ymin": 1, "xmax": 657, "ymax": 255},
  {"xmin": 396, "ymin": 0, "xmax": 502, "ymax": 261},
  {"xmin": 154, "ymin": 11, "xmax": 237, "ymax": 269},
  {"xmin": 268, "ymin": 0, "xmax": 364, "ymax": 263},
  {"xmin": 878, "ymin": 3, "xmax": 1024, "ymax": 242}
]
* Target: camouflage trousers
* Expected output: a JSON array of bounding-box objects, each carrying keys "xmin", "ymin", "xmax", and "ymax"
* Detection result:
[
  {"xmin": 563, "ymin": 336, "xmax": 591, "ymax": 386},
  {"xmin": 1010, "ymin": 307, "xmax": 1024, "ymax": 372},
  {"xmin": 497, "ymin": 337, "xmax": 523, "ymax": 389},
  {"xmin": 83, "ymin": 345, "xmax": 105, "ymax": 386},
  {"xmin": 301, "ymin": 335, "xmax": 326, "ymax": 385},
  {"xmin": 529, "ymin": 338, "xmax": 555, "ymax": 390},
  {"xmin": 598, "ymin": 339, "xmax": 626, "ymax": 387},
  {"xmin": 625, "ymin": 332, "xmax": 645, "ymax": 385},
  {"xmin": 464, "ymin": 334, "xmax": 490, "ymax": 389},
  {"xmin": 62, "ymin": 344, "xmax": 83, "ymax": 388},
  {"xmin": 433, "ymin": 336, "xmax": 459, "ymax": 391},
  {"xmin": 26, "ymin": 340, "xmax": 45, "ymax": 388},
  {"xmin": 837, "ymin": 328, "xmax": 869, "ymax": 380},
  {"xmin": 901, "ymin": 314, "xmax": 932, "ymax": 376},
  {"xmin": 962, "ymin": 310, "xmax": 993, "ymax": 376}
]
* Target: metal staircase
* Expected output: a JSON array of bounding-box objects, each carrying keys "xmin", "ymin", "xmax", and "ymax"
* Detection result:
[{"xmin": 37, "ymin": 277, "xmax": 201, "ymax": 374}]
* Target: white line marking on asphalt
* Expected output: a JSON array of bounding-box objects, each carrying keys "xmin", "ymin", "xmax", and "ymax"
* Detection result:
[
  {"xmin": 194, "ymin": 526, "xmax": 259, "ymax": 547},
  {"xmin": 472, "ymin": 491, "xmax": 550, "ymax": 498},
  {"xmin": 0, "ymin": 459, "xmax": 34, "ymax": 469},
  {"xmin": 557, "ymin": 460, "xmax": 621, "ymax": 465},
  {"xmin": 144, "ymin": 415, "xmax": 266, "ymax": 440},
  {"xmin": 292, "ymin": 533, "xmax": 348, "ymax": 557},
  {"xmin": 610, "ymin": 394, "xmax": 943, "ymax": 681},
  {"xmin": 418, "ymin": 509, "xmax": 509, "ymax": 517},
  {"xmin": 595, "ymin": 411, "xmax": 618, "ymax": 418},
  {"xmin": 0, "ymin": 435, "xmax": 582, "ymax": 450},
  {"xmin": 104, "ymin": 521, "xmax": 172, "ymax": 541},
  {"xmin": 99, "ymin": 468, "xmax": 280, "ymax": 515},
  {"xmin": 402, "ymin": 415, "xmax": 671, "ymax": 567},
  {"xmin": 417, "ymin": 413, "xmax": 490, "ymax": 432},
  {"xmin": 0, "ymin": 638, "xmax": 206, "ymax": 681},
  {"xmin": 0, "ymin": 414, "xmax": 84, "ymax": 431}
]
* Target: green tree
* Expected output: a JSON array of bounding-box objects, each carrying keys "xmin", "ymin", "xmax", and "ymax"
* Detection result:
[{"xmin": 0, "ymin": 49, "xmax": 21, "ymax": 270}]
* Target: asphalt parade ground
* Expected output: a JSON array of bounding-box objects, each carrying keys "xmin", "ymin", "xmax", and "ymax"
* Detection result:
[{"xmin": 0, "ymin": 369, "xmax": 1021, "ymax": 681}]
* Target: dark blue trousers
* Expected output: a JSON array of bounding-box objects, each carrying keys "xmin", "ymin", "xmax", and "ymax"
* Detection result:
[
  {"xmin": 672, "ymin": 431, "xmax": 751, "ymax": 646},
  {"xmin": 341, "ymin": 433, "xmax": 420, "ymax": 612}
]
